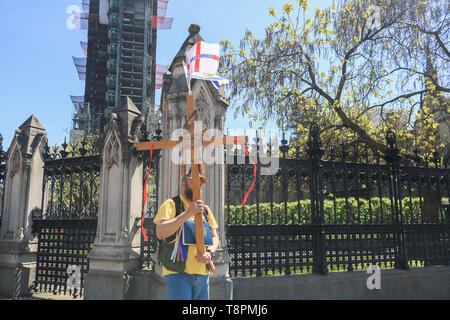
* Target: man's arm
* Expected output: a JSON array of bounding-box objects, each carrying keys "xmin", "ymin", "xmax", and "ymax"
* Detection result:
[
  {"xmin": 209, "ymin": 228, "xmax": 220, "ymax": 253},
  {"xmin": 197, "ymin": 226, "xmax": 220, "ymax": 264}
]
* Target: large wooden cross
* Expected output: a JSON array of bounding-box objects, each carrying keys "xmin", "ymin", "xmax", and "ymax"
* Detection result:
[{"xmin": 137, "ymin": 92, "xmax": 247, "ymax": 257}]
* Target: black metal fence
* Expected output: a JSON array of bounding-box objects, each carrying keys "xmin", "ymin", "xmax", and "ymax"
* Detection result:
[
  {"xmin": 140, "ymin": 125, "xmax": 162, "ymax": 270},
  {"xmin": 225, "ymin": 127, "xmax": 450, "ymax": 277},
  {"xmin": 31, "ymin": 139, "xmax": 100, "ymax": 297}
]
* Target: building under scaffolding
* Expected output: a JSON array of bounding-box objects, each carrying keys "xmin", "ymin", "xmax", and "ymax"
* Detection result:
[
  {"xmin": 83, "ymin": 0, "xmax": 108, "ymax": 134},
  {"xmin": 69, "ymin": 95, "xmax": 95, "ymax": 142},
  {"xmin": 70, "ymin": 0, "xmax": 171, "ymax": 142}
]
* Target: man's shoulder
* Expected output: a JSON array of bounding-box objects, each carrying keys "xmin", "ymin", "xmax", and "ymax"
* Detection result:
[
  {"xmin": 163, "ymin": 198, "xmax": 174, "ymax": 204},
  {"xmin": 161, "ymin": 198, "xmax": 176, "ymax": 206},
  {"xmin": 154, "ymin": 198, "xmax": 176, "ymax": 224},
  {"xmin": 159, "ymin": 198, "xmax": 176, "ymax": 211}
]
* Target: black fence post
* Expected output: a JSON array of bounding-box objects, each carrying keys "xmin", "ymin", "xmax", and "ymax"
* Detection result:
[
  {"xmin": 280, "ymin": 131, "xmax": 290, "ymax": 275},
  {"xmin": 140, "ymin": 121, "xmax": 162, "ymax": 269},
  {"xmin": 383, "ymin": 130, "xmax": 409, "ymax": 270},
  {"xmin": 308, "ymin": 124, "xmax": 327, "ymax": 275}
]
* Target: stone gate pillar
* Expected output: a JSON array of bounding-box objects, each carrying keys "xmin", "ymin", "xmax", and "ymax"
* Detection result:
[
  {"xmin": 157, "ymin": 24, "xmax": 232, "ymax": 299},
  {"xmin": 0, "ymin": 115, "xmax": 47, "ymax": 298},
  {"xmin": 84, "ymin": 97, "xmax": 144, "ymax": 300}
]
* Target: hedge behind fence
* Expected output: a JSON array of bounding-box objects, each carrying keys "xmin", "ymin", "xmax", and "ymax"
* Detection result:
[{"xmin": 226, "ymin": 197, "xmax": 449, "ymax": 225}]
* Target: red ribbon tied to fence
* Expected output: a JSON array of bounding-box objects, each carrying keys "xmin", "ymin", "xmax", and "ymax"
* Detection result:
[
  {"xmin": 142, "ymin": 145, "xmax": 154, "ymax": 242},
  {"xmin": 234, "ymin": 137, "xmax": 257, "ymax": 207}
]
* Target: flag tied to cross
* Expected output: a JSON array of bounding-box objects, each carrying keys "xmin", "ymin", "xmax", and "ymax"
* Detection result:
[{"xmin": 183, "ymin": 41, "xmax": 230, "ymax": 89}]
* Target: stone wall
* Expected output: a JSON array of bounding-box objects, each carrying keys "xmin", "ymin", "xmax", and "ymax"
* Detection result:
[
  {"xmin": 232, "ymin": 266, "xmax": 450, "ymax": 300},
  {"xmin": 126, "ymin": 265, "xmax": 450, "ymax": 300}
]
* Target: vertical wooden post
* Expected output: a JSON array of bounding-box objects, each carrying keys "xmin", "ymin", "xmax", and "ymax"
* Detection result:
[{"xmin": 187, "ymin": 91, "xmax": 206, "ymax": 256}]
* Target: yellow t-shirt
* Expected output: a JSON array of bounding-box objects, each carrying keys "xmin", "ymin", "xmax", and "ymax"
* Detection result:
[{"xmin": 153, "ymin": 194, "xmax": 218, "ymax": 276}]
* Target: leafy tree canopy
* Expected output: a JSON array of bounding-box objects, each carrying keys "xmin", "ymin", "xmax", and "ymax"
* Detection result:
[{"xmin": 221, "ymin": 0, "xmax": 449, "ymax": 160}]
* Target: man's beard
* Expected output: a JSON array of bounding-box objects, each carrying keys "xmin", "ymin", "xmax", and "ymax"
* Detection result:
[{"xmin": 185, "ymin": 185, "xmax": 193, "ymax": 201}]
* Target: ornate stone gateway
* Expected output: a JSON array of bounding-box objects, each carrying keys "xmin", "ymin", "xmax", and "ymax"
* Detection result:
[{"xmin": 31, "ymin": 139, "xmax": 100, "ymax": 298}]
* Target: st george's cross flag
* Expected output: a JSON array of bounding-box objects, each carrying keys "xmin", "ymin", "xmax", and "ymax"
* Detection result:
[{"xmin": 184, "ymin": 41, "xmax": 229, "ymax": 89}]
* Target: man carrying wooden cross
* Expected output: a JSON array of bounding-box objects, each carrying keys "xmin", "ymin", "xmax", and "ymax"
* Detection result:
[
  {"xmin": 137, "ymin": 40, "xmax": 251, "ymax": 300},
  {"xmin": 153, "ymin": 167, "xmax": 219, "ymax": 300}
]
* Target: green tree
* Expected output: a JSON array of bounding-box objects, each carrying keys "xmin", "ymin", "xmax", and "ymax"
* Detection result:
[{"xmin": 221, "ymin": 0, "xmax": 449, "ymax": 159}]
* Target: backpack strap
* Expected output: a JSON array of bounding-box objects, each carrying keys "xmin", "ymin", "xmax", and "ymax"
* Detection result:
[
  {"xmin": 172, "ymin": 195, "xmax": 183, "ymax": 218},
  {"xmin": 163, "ymin": 196, "xmax": 182, "ymax": 243}
]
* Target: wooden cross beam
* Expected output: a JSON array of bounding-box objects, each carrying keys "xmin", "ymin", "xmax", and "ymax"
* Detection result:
[{"xmin": 136, "ymin": 92, "xmax": 248, "ymax": 257}]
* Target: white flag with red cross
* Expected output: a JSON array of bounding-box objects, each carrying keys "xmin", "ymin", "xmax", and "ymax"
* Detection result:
[{"xmin": 184, "ymin": 41, "xmax": 229, "ymax": 89}]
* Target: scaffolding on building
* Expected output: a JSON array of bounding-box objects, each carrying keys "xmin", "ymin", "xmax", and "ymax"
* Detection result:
[{"xmin": 70, "ymin": 0, "xmax": 172, "ymax": 141}]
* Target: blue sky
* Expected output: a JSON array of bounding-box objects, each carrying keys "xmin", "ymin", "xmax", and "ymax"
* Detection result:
[{"xmin": 0, "ymin": 0, "xmax": 332, "ymax": 149}]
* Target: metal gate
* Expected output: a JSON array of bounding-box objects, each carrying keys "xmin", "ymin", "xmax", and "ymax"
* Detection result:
[
  {"xmin": 140, "ymin": 126, "xmax": 162, "ymax": 270},
  {"xmin": 31, "ymin": 140, "xmax": 100, "ymax": 298},
  {"xmin": 225, "ymin": 127, "xmax": 450, "ymax": 277}
]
